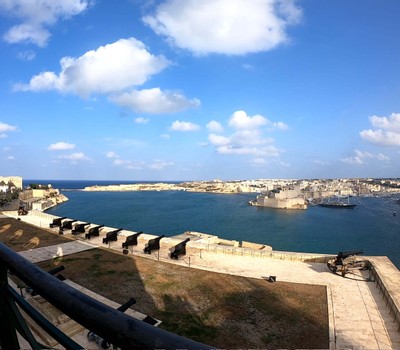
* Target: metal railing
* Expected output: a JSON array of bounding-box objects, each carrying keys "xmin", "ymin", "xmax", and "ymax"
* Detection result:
[{"xmin": 0, "ymin": 242, "xmax": 210, "ymax": 349}]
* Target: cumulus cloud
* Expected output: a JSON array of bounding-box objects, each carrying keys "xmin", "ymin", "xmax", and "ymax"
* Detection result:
[
  {"xmin": 170, "ymin": 120, "xmax": 200, "ymax": 131},
  {"xmin": 14, "ymin": 38, "xmax": 170, "ymax": 98},
  {"xmin": 143, "ymin": 0, "xmax": 302, "ymax": 55},
  {"xmin": 57, "ymin": 152, "xmax": 90, "ymax": 162},
  {"xmin": 228, "ymin": 110, "xmax": 268, "ymax": 129},
  {"xmin": 360, "ymin": 113, "xmax": 400, "ymax": 146},
  {"xmin": 48, "ymin": 142, "xmax": 75, "ymax": 151},
  {"xmin": 1, "ymin": 0, "xmax": 90, "ymax": 47},
  {"xmin": 206, "ymin": 120, "xmax": 224, "ymax": 133},
  {"xmin": 110, "ymin": 87, "xmax": 200, "ymax": 114},
  {"xmin": 340, "ymin": 149, "xmax": 390, "ymax": 165},
  {"xmin": 207, "ymin": 110, "xmax": 285, "ymax": 156},
  {"xmin": 0, "ymin": 121, "xmax": 17, "ymax": 138}
]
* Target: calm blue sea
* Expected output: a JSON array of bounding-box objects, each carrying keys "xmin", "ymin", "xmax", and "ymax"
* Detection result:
[{"xmin": 25, "ymin": 180, "xmax": 400, "ymax": 269}]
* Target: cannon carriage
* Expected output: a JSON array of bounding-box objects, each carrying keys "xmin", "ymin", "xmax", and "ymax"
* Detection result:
[
  {"xmin": 71, "ymin": 222, "xmax": 90, "ymax": 235},
  {"xmin": 102, "ymin": 228, "xmax": 123, "ymax": 244},
  {"xmin": 85, "ymin": 225, "xmax": 105, "ymax": 239},
  {"xmin": 170, "ymin": 238, "xmax": 190, "ymax": 260},
  {"xmin": 144, "ymin": 235, "xmax": 165, "ymax": 254},
  {"xmin": 122, "ymin": 231, "xmax": 143, "ymax": 249},
  {"xmin": 327, "ymin": 250, "xmax": 369, "ymax": 277}
]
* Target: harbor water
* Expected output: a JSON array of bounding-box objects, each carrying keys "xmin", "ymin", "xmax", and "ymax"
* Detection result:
[{"xmin": 27, "ymin": 180, "xmax": 400, "ymax": 269}]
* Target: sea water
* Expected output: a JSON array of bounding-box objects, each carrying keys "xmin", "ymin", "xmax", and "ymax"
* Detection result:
[{"xmin": 26, "ymin": 180, "xmax": 400, "ymax": 269}]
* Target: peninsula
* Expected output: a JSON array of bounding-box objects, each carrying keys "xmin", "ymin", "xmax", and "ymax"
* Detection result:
[{"xmin": 83, "ymin": 178, "xmax": 400, "ymax": 198}]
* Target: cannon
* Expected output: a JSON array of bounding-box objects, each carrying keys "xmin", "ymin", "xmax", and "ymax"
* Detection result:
[
  {"xmin": 18, "ymin": 204, "xmax": 28, "ymax": 216},
  {"xmin": 122, "ymin": 231, "xmax": 143, "ymax": 249},
  {"xmin": 144, "ymin": 235, "xmax": 165, "ymax": 254},
  {"xmin": 102, "ymin": 228, "xmax": 123, "ymax": 244},
  {"xmin": 71, "ymin": 222, "xmax": 90, "ymax": 235},
  {"xmin": 170, "ymin": 238, "xmax": 190, "ymax": 260},
  {"xmin": 49, "ymin": 217, "xmax": 67, "ymax": 228},
  {"xmin": 59, "ymin": 219, "xmax": 78, "ymax": 234},
  {"xmin": 327, "ymin": 250, "xmax": 369, "ymax": 276},
  {"xmin": 87, "ymin": 297, "xmax": 136, "ymax": 349},
  {"xmin": 26, "ymin": 265, "xmax": 66, "ymax": 296},
  {"xmin": 85, "ymin": 225, "xmax": 105, "ymax": 239}
]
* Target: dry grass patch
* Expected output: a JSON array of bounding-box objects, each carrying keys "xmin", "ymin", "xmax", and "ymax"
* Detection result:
[
  {"xmin": 0, "ymin": 217, "xmax": 71, "ymax": 251},
  {"xmin": 38, "ymin": 248, "xmax": 329, "ymax": 349}
]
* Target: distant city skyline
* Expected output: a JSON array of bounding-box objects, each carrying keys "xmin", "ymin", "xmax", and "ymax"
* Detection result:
[{"xmin": 1, "ymin": 0, "xmax": 399, "ymax": 181}]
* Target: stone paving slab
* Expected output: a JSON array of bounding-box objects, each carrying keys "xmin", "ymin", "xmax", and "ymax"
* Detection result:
[{"xmin": 17, "ymin": 240, "xmax": 97, "ymax": 263}]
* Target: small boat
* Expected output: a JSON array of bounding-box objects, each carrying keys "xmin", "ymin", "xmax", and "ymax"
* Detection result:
[
  {"xmin": 318, "ymin": 196, "xmax": 356, "ymax": 209},
  {"xmin": 319, "ymin": 202, "xmax": 357, "ymax": 209}
]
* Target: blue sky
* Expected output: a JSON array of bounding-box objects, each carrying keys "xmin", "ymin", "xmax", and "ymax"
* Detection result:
[{"xmin": 1, "ymin": 0, "xmax": 400, "ymax": 181}]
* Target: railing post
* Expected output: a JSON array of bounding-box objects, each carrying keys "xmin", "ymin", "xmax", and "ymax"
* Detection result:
[{"xmin": 0, "ymin": 263, "xmax": 20, "ymax": 349}]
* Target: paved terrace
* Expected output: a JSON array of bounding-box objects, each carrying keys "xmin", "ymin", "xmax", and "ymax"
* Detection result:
[{"xmin": 5, "ymin": 211, "xmax": 400, "ymax": 350}]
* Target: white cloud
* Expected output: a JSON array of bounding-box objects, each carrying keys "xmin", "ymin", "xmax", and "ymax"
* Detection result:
[
  {"xmin": 208, "ymin": 133, "xmax": 230, "ymax": 146},
  {"xmin": 17, "ymin": 50, "xmax": 36, "ymax": 61},
  {"xmin": 206, "ymin": 120, "xmax": 224, "ymax": 133},
  {"xmin": 48, "ymin": 142, "xmax": 75, "ymax": 151},
  {"xmin": 143, "ymin": 0, "xmax": 302, "ymax": 55},
  {"xmin": 360, "ymin": 113, "xmax": 400, "ymax": 146},
  {"xmin": 113, "ymin": 158, "xmax": 143, "ymax": 170},
  {"xmin": 160, "ymin": 133, "xmax": 170, "ymax": 139},
  {"xmin": 106, "ymin": 151, "xmax": 119, "ymax": 158},
  {"xmin": 6, "ymin": 155, "xmax": 15, "ymax": 160},
  {"xmin": 1, "ymin": 0, "xmax": 90, "ymax": 47},
  {"xmin": 149, "ymin": 160, "xmax": 174, "ymax": 170},
  {"xmin": 0, "ymin": 121, "xmax": 17, "ymax": 137},
  {"xmin": 111, "ymin": 87, "xmax": 200, "ymax": 114},
  {"xmin": 57, "ymin": 152, "xmax": 90, "ymax": 162},
  {"xmin": 340, "ymin": 156, "xmax": 363, "ymax": 165},
  {"xmin": 271, "ymin": 121, "xmax": 289, "ymax": 130},
  {"xmin": 207, "ymin": 110, "xmax": 284, "ymax": 157},
  {"xmin": 170, "ymin": 120, "xmax": 200, "ymax": 131},
  {"xmin": 369, "ymin": 113, "xmax": 400, "ymax": 131},
  {"xmin": 228, "ymin": 110, "xmax": 268, "ymax": 129},
  {"xmin": 135, "ymin": 117, "xmax": 149, "ymax": 124},
  {"xmin": 340, "ymin": 149, "xmax": 390, "ymax": 165},
  {"xmin": 14, "ymin": 38, "xmax": 170, "ymax": 97}
]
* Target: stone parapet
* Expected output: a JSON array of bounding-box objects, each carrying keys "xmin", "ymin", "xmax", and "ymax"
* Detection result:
[{"xmin": 369, "ymin": 257, "xmax": 400, "ymax": 333}]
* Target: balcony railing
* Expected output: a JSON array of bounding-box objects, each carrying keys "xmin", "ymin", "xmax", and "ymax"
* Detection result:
[{"xmin": 0, "ymin": 242, "xmax": 210, "ymax": 349}]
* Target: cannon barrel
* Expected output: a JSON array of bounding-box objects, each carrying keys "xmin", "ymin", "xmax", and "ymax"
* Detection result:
[
  {"xmin": 171, "ymin": 238, "xmax": 190, "ymax": 260},
  {"xmin": 337, "ymin": 250, "xmax": 363, "ymax": 259},
  {"xmin": 49, "ymin": 217, "xmax": 67, "ymax": 228},
  {"xmin": 144, "ymin": 235, "xmax": 165, "ymax": 254},
  {"xmin": 61, "ymin": 219, "xmax": 78, "ymax": 229},
  {"xmin": 47, "ymin": 265, "xmax": 65, "ymax": 276},
  {"xmin": 85, "ymin": 225, "xmax": 105, "ymax": 239},
  {"xmin": 117, "ymin": 297, "xmax": 136, "ymax": 312},
  {"xmin": 102, "ymin": 228, "xmax": 123, "ymax": 244},
  {"xmin": 122, "ymin": 231, "xmax": 143, "ymax": 248},
  {"xmin": 71, "ymin": 222, "xmax": 90, "ymax": 234}
]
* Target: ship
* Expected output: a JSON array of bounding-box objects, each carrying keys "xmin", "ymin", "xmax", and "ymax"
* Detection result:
[
  {"xmin": 249, "ymin": 185, "xmax": 307, "ymax": 210},
  {"xmin": 318, "ymin": 196, "xmax": 356, "ymax": 209}
]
